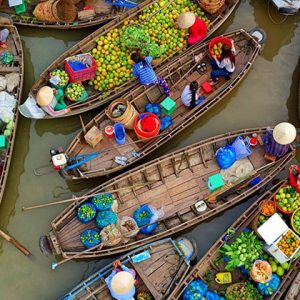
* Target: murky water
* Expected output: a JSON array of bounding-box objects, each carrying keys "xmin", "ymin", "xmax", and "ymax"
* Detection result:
[{"xmin": 0, "ymin": 1, "xmax": 300, "ymax": 299}]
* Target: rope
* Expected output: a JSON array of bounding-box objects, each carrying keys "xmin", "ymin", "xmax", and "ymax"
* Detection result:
[{"xmin": 267, "ymin": 0, "xmax": 288, "ymax": 24}]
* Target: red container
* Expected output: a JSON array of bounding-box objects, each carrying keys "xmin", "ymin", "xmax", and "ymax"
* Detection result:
[
  {"xmin": 134, "ymin": 113, "xmax": 160, "ymax": 141},
  {"xmin": 64, "ymin": 54, "xmax": 97, "ymax": 83},
  {"xmin": 104, "ymin": 125, "xmax": 114, "ymax": 138},
  {"xmin": 201, "ymin": 82, "xmax": 213, "ymax": 94},
  {"xmin": 209, "ymin": 36, "xmax": 232, "ymax": 59}
]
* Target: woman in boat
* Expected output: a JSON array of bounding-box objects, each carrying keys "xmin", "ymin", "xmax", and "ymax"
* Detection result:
[
  {"xmin": 210, "ymin": 42, "xmax": 236, "ymax": 84},
  {"xmin": 177, "ymin": 12, "xmax": 207, "ymax": 45},
  {"xmin": 36, "ymin": 86, "xmax": 69, "ymax": 117},
  {"xmin": 263, "ymin": 122, "xmax": 296, "ymax": 160},
  {"xmin": 131, "ymin": 53, "xmax": 170, "ymax": 96},
  {"xmin": 181, "ymin": 81, "xmax": 204, "ymax": 109},
  {"xmin": 105, "ymin": 259, "xmax": 136, "ymax": 300},
  {"xmin": 0, "ymin": 28, "xmax": 9, "ymax": 49}
]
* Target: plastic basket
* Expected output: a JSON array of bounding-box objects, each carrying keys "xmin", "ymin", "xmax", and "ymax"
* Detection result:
[
  {"xmin": 291, "ymin": 207, "xmax": 300, "ymax": 234},
  {"xmin": 64, "ymin": 54, "xmax": 96, "ymax": 83},
  {"xmin": 274, "ymin": 184, "xmax": 299, "ymax": 215},
  {"xmin": 66, "ymin": 89, "xmax": 88, "ymax": 102},
  {"xmin": 209, "ymin": 36, "xmax": 232, "ymax": 59}
]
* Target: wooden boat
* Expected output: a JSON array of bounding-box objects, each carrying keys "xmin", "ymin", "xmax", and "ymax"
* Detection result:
[
  {"xmin": 0, "ymin": 1, "xmax": 135, "ymax": 29},
  {"xmin": 41, "ymin": 127, "xmax": 295, "ymax": 260},
  {"xmin": 21, "ymin": 0, "xmax": 240, "ymax": 119},
  {"xmin": 168, "ymin": 180, "xmax": 300, "ymax": 300},
  {"xmin": 59, "ymin": 237, "xmax": 195, "ymax": 300},
  {"xmin": 63, "ymin": 29, "xmax": 261, "ymax": 179},
  {"xmin": 0, "ymin": 24, "xmax": 23, "ymax": 204},
  {"xmin": 269, "ymin": 0, "xmax": 300, "ymax": 15},
  {"xmin": 285, "ymin": 271, "xmax": 300, "ymax": 300}
]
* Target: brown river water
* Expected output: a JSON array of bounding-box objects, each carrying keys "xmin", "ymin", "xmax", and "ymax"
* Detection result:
[{"xmin": 1, "ymin": 1, "xmax": 300, "ymax": 299}]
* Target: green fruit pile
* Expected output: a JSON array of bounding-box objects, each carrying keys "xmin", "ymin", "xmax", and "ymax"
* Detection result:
[
  {"xmin": 212, "ymin": 42, "xmax": 223, "ymax": 57},
  {"xmin": 262, "ymin": 253, "xmax": 289, "ymax": 277},
  {"xmin": 292, "ymin": 209, "xmax": 300, "ymax": 233},
  {"xmin": 66, "ymin": 83, "xmax": 85, "ymax": 101},
  {"xmin": 51, "ymin": 69, "xmax": 69, "ymax": 88},
  {"xmin": 258, "ymin": 214, "xmax": 268, "ymax": 226},
  {"xmin": 88, "ymin": 0, "xmax": 210, "ymax": 93},
  {"xmin": 275, "ymin": 186, "xmax": 300, "ymax": 213},
  {"xmin": 3, "ymin": 117, "xmax": 14, "ymax": 138}
]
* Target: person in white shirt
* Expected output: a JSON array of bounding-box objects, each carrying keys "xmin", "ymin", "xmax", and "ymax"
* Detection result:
[
  {"xmin": 210, "ymin": 41, "xmax": 236, "ymax": 84},
  {"xmin": 181, "ymin": 81, "xmax": 203, "ymax": 109}
]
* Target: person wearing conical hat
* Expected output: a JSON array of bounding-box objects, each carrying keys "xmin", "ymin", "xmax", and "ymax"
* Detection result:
[
  {"xmin": 36, "ymin": 86, "xmax": 70, "ymax": 117},
  {"xmin": 0, "ymin": 28, "xmax": 9, "ymax": 49},
  {"xmin": 105, "ymin": 260, "xmax": 136, "ymax": 300},
  {"xmin": 177, "ymin": 12, "xmax": 207, "ymax": 45},
  {"xmin": 263, "ymin": 123, "xmax": 296, "ymax": 159}
]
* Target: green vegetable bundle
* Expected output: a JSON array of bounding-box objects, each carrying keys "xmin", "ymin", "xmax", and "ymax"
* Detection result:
[
  {"xmin": 141, "ymin": 41, "xmax": 165, "ymax": 58},
  {"xmin": 121, "ymin": 25, "xmax": 150, "ymax": 49},
  {"xmin": 226, "ymin": 282, "xmax": 262, "ymax": 300},
  {"xmin": 220, "ymin": 231, "xmax": 263, "ymax": 271}
]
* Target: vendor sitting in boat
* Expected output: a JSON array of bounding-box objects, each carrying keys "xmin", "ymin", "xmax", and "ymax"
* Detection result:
[
  {"xmin": 181, "ymin": 81, "xmax": 203, "ymax": 109},
  {"xmin": 263, "ymin": 122, "xmax": 296, "ymax": 160},
  {"xmin": 210, "ymin": 41, "xmax": 236, "ymax": 84},
  {"xmin": 105, "ymin": 259, "xmax": 136, "ymax": 300},
  {"xmin": 0, "ymin": 28, "xmax": 9, "ymax": 49},
  {"xmin": 36, "ymin": 86, "xmax": 70, "ymax": 117},
  {"xmin": 177, "ymin": 12, "xmax": 207, "ymax": 46}
]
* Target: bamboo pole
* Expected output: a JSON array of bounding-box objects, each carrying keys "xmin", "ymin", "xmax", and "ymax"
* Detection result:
[
  {"xmin": 0, "ymin": 229, "xmax": 31, "ymax": 256},
  {"xmin": 22, "ymin": 180, "xmax": 158, "ymax": 211}
]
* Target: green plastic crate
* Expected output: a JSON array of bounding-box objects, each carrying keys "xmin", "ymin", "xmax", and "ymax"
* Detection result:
[
  {"xmin": 207, "ymin": 173, "xmax": 224, "ymax": 192},
  {"xmin": 160, "ymin": 97, "xmax": 176, "ymax": 115},
  {"xmin": 14, "ymin": 2, "xmax": 26, "ymax": 14},
  {"xmin": 0, "ymin": 135, "xmax": 7, "ymax": 150}
]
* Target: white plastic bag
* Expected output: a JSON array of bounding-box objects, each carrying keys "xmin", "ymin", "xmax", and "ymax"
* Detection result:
[
  {"xmin": 0, "ymin": 76, "xmax": 6, "ymax": 91},
  {"xmin": 0, "ymin": 91, "xmax": 16, "ymax": 120},
  {"xmin": 5, "ymin": 73, "xmax": 19, "ymax": 93}
]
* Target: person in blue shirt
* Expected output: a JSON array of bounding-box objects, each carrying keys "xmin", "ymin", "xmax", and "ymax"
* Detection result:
[
  {"xmin": 131, "ymin": 53, "xmax": 170, "ymax": 96},
  {"xmin": 105, "ymin": 260, "xmax": 136, "ymax": 300}
]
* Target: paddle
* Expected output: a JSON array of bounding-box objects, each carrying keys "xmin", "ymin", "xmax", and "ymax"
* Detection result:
[{"xmin": 0, "ymin": 229, "xmax": 31, "ymax": 256}]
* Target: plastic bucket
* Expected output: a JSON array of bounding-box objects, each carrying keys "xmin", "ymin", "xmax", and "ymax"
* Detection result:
[
  {"xmin": 208, "ymin": 36, "xmax": 232, "ymax": 59},
  {"xmin": 114, "ymin": 123, "xmax": 126, "ymax": 145},
  {"xmin": 106, "ymin": 98, "xmax": 139, "ymax": 130},
  {"xmin": 134, "ymin": 113, "xmax": 160, "ymax": 142}
]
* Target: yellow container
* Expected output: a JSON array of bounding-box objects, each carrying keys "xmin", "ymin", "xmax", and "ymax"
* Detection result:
[{"xmin": 215, "ymin": 272, "xmax": 232, "ymax": 284}]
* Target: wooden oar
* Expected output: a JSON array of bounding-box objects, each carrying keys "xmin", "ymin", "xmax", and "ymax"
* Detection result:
[
  {"xmin": 0, "ymin": 229, "xmax": 31, "ymax": 256},
  {"xmin": 22, "ymin": 180, "xmax": 158, "ymax": 211}
]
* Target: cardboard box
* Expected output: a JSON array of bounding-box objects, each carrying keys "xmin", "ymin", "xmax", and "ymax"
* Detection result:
[{"xmin": 84, "ymin": 126, "xmax": 103, "ymax": 148}]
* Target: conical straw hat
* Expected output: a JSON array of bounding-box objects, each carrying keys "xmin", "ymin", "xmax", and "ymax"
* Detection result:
[
  {"xmin": 177, "ymin": 12, "xmax": 196, "ymax": 29},
  {"xmin": 273, "ymin": 122, "xmax": 296, "ymax": 145},
  {"xmin": 36, "ymin": 86, "xmax": 54, "ymax": 107},
  {"xmin": 111, "ymin": 271, "xmax": 135, "ymax": 295}
]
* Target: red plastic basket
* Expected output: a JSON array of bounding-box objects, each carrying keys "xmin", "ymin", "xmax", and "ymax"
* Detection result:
[
  {"xmin": 209, "ymin": 36, "xmax": 232, "ymax": 59},
  {"xmin": 134, "ymin": 113, "xmax": 160, "ymax": 141},
  {"xmin": 64, "ymin": 54, "xmax": 96, "ymax": 83}
]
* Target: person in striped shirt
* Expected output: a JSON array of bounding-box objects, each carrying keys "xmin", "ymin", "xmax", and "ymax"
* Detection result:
[{"xmin": 131, "ymin": 53, "xmax": 170, "ymax": 96}]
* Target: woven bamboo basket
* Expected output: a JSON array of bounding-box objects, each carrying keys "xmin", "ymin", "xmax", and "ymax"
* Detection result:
[
  {"xmin": 199, "ymin": 0, "xmax": 225, "ymax": 14},
  {"xmin": 52, "ymin": 0, "xmax": 77, "ymax": 23},
  {"xmin": 33, "ymin": 0, "xmax": 58, "ymax": 23}
]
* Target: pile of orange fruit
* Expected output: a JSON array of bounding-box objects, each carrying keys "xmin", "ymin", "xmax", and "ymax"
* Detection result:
[{"xmin": 277, "ymin": 230, "xmax": 300, "ymax": 257}]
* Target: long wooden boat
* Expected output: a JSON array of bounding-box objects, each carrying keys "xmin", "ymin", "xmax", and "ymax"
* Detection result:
[
  {"xmin": 21, "ymin": 0, "xmax": 240, "ymax": 119},
  {"xmin": 41, "ymin": 127, "xmax": 295, "ymax": 260},
  {"xmin": 0, "ymin": 23, "xmax": 23, "ymax": 204},
  {"xmin": 0, "ymin": 1, "xmax": 135, "ymax": 29},
  {"xmin": 59, "ymin": 237, "xmax": 195, "ymax": 300},
  {"xmin": 64, "ymin": 29, "xmax": 261, "ymax": 179},
  {"xmin": 168, "ymin": 180, "xmax": 300, "ymax": 300},
  {"xmin": 285, "ymin": 271, "xmax": 300, "ymax": 300}
]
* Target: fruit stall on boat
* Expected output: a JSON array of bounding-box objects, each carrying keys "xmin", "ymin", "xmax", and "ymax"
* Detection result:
[
  {"xmin": 42, "ymin": 29, "xmax": 263, "ymax": 180},
  {"xmin": 59, "ymin": 237, "xmax": 196, "ymax": 300},
  {"xmin": 39, "ymin": 127, "xmax": 295, "ymax": 260},
  {"xmin": 0, "ymin": 0, "xmax": 139, "ymax": 29},
  {"xmin": 19, "ymin": 0, "xmax": 240, "ymax": 119},
  {"xmin": 167, "ymin": 178, "xmax": 300, "ymax": 300},
  {"xmin": 0, "ymin": 23, "xmax": 23, "ymax": 204}
]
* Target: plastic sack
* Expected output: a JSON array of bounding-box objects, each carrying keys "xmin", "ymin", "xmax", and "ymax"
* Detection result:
[
  {"xmin": 77, "ymin": 202, "xmax": 97, "ymax": 223},
  {"xmin": 206, "ymin": 291, "xmax": 225, "ymax": 300},
  {"xmin": 5, "ymin": 73, "xmax": 19, "ymax": 93},
  {"xmin": 91, "ymin": 193, "xmax": 113, "ymax": 211},
  {"xmin": 144, "ymin": 103, "xmax": 162, "ymax": 117},
  {"xmin": 96, "ymin": 210, "xmax": 118, "ymax": 229},
  {"xmin": 231, "ymin": 136, "xmax": 252, "ymax": 160},
  {"xmin": 80, "ymin": 229, "xmax": 101, "ymax": 249},
  {"xmin": 100, "ymin": 224, "xmax": 122, "ymax": 246},
  {"xmin": 183, "ymin": 279, "xmax": 208, "ymax": 300},
  {"xmin": 215, "ymin": 145, "xmax": 236, "ymax": 169},
  {"xmin": 118, "ymin": 216, "xmax": 139, "ymax": 238},
  {"xmin": 257, "ymin": 274, "xmax": 281, "ymax": 296},
  {"xmin": 0, "ymin": 76, "xmax": 6, "ymax": 91},
  {"xmin": 0, "ymin": 91, "xmax": 16, "ymax": 121},
  {"xmin": 160, "ymin": 115, "xmax": 173, "ymax": 131}
]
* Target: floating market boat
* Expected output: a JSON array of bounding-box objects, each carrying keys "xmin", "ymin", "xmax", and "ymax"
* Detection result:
[
  {"xmin": 0, "ymin": 24, "xmax": 23, "ymax": 204},
  {"xmin": 269, "ymin": 0, "xmax": 300, "ymax": 15},
  {"xmin": 168, "ymin": 180, "xmax": 300, "ymax": 300},
  {"xmin": 59, "ymin": 237, "xmax": 196, "ymax": 300},
  {"xmin": 40, "ymin": 127, "xmax": 295, "ymax": 260},
  {"xmin": 0, "ymin": 0, "xmax": 137, "ymax": 29},
  {"xmin": 61, "ymin": 29, "xmax": 262, "ymax": 179},
  {"xmin": 20, "ymin": 0, "xmax": 240, "ymax": 119},
  {"xmin": 285, "ymin": 271, "xmax": 300, "ymax": 300}
]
